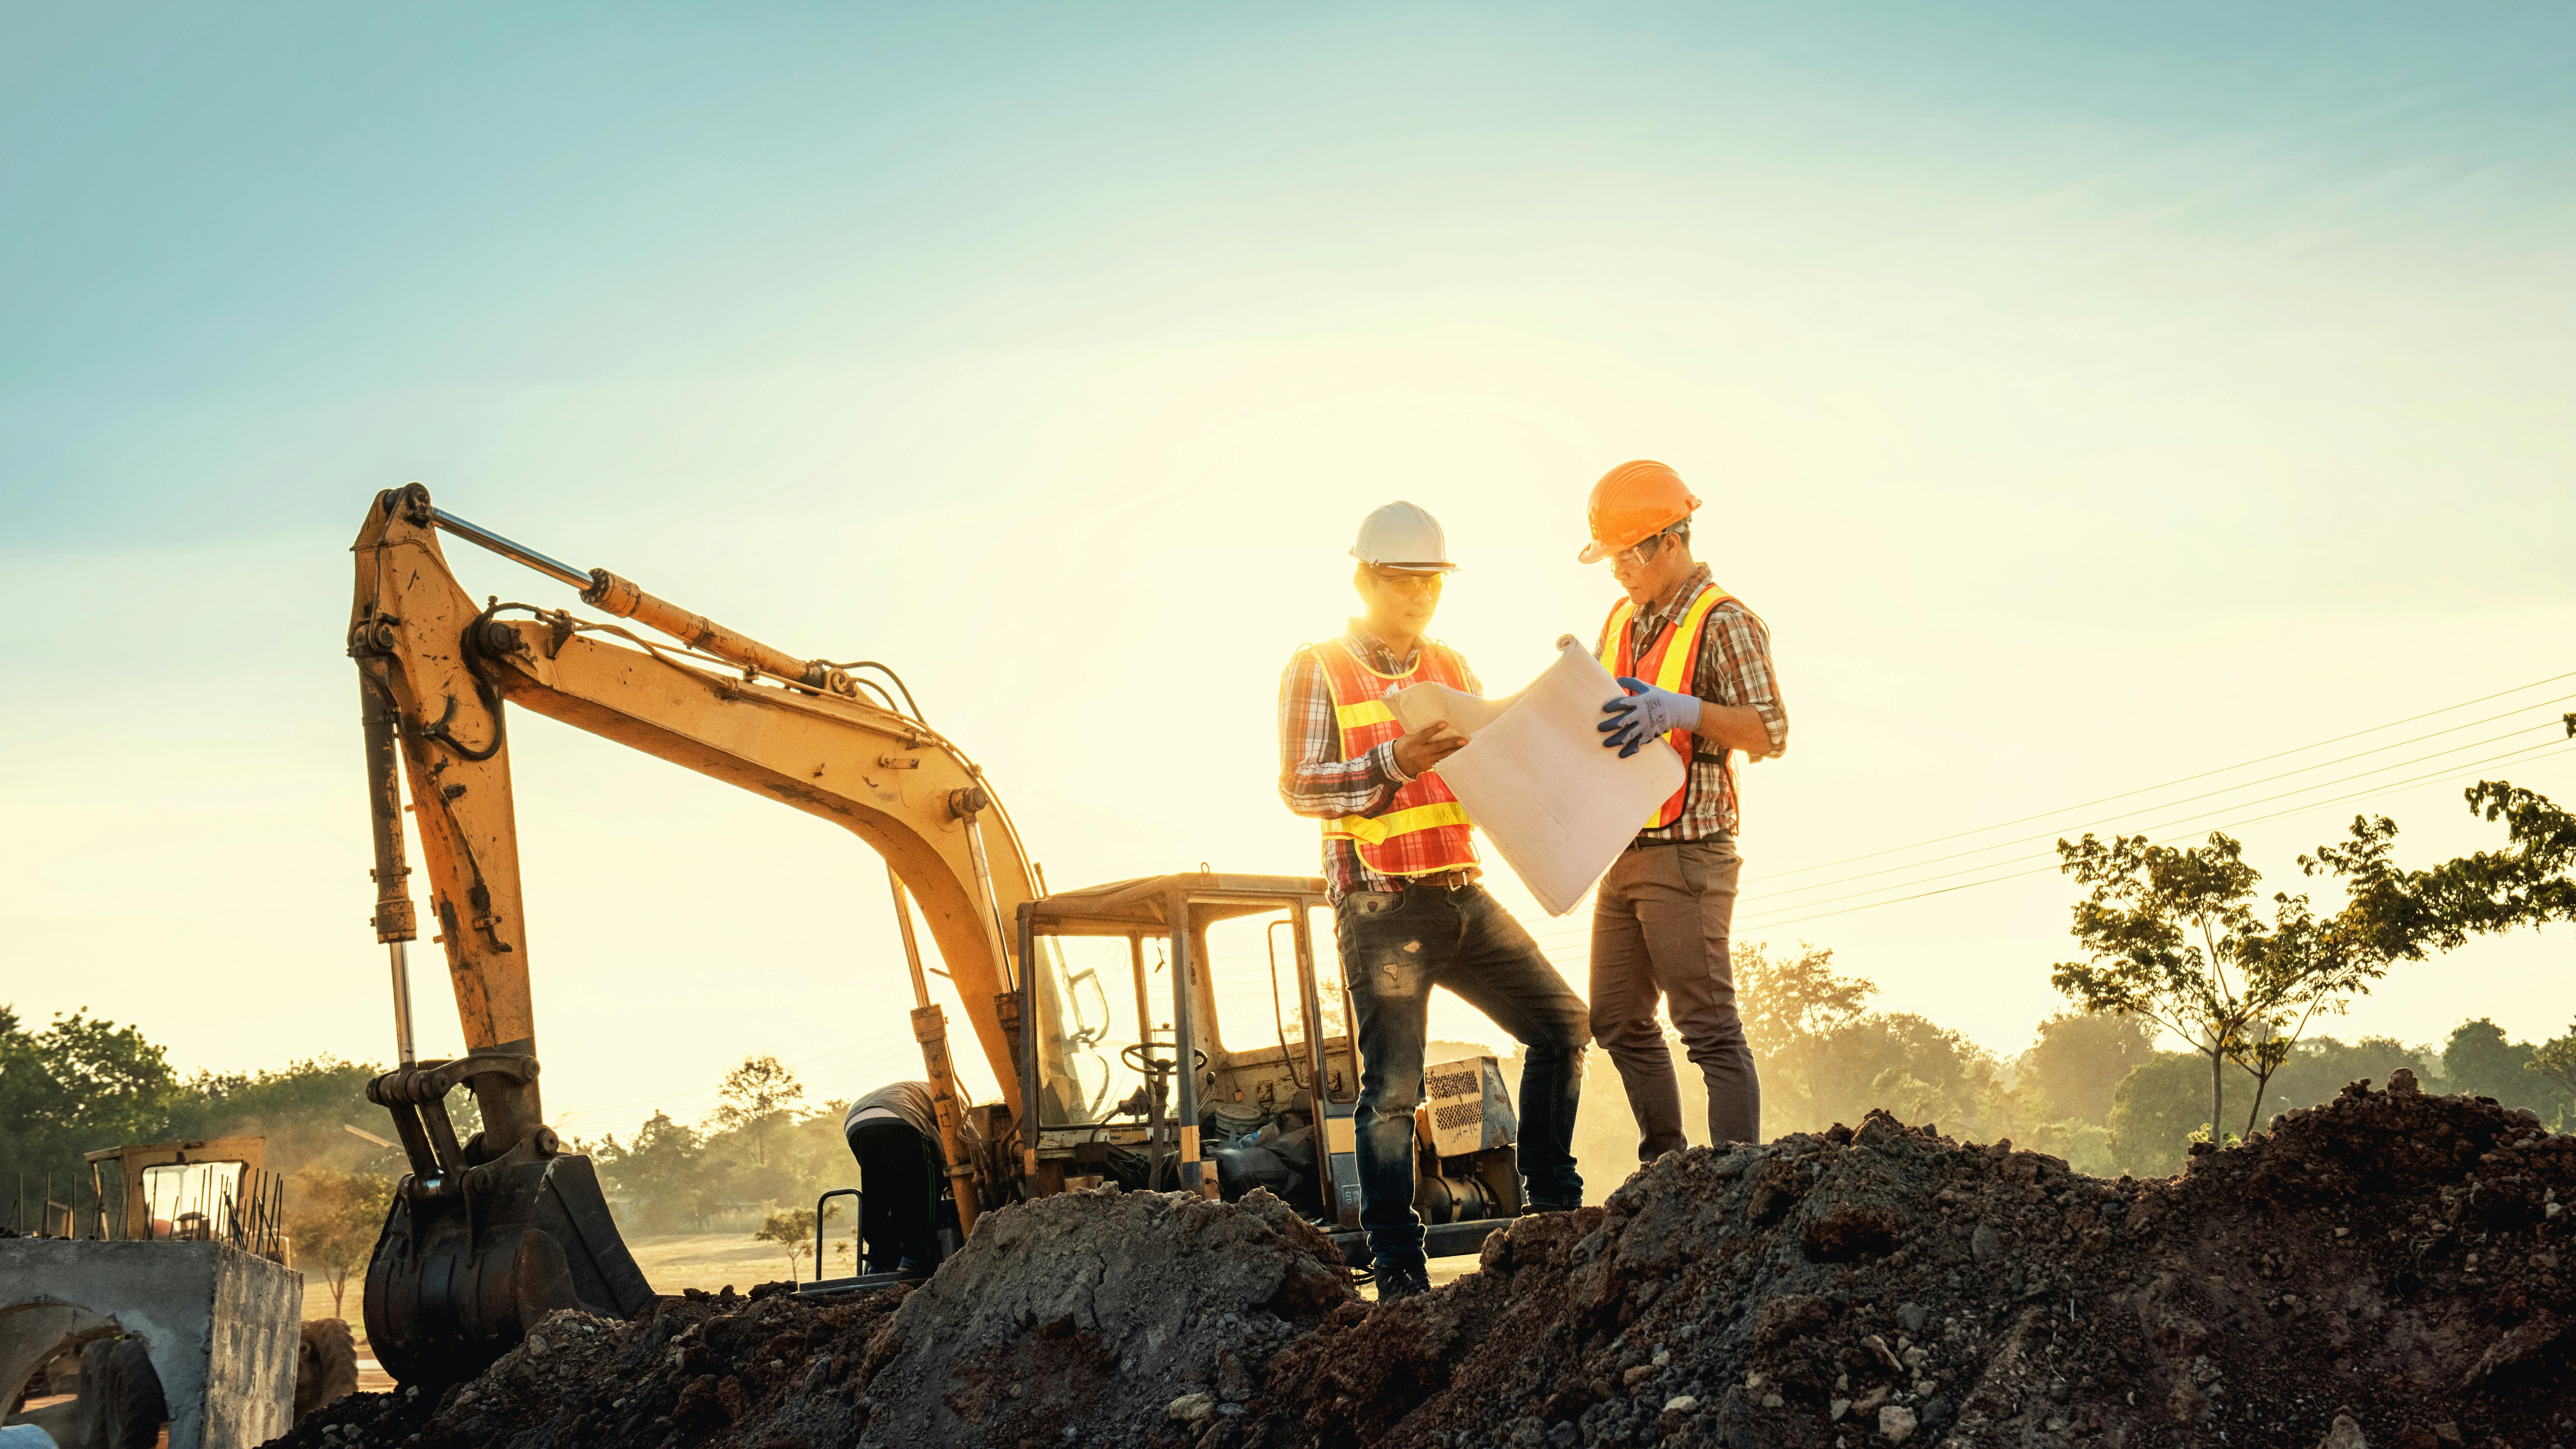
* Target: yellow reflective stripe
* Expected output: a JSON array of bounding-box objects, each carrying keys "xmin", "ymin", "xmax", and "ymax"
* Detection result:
[
  {"xmin": 1323, "ymin": 801, "xmax": 1472, "ymax": 845},
  {"xmin": 1597, "ymin": 600, "xmax": 1636, "ymax": 671},
  {"xmin": 1653, "ymin": 588, "xmax": 1728, "ymax": 694},
  {"xmin": 1334, "ymin": 700, "xmax": 1396, "ymax": 730}
]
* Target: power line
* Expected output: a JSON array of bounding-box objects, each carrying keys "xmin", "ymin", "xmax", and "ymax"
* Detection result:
[
  {"xmin": 1526, "ymin": 691, "xmax": 2576, "ymax": 944},
  {"xmin": 1755, "ymin": 668, "xmax": 2576, "ymax": 881},
  {"xmin": 1742, "ymin": 703, "xmax": 2576, "ymax": 904},
  {"xmin": 1524, "ymin": 732, "xmax": 2572, "ymax": 962},
  {"xmin": 1740, "ymin": 735, "xmax": 2572, "ymax": 931},
  {"xmin": 1729, "ymin": 736, "xmax": 2574, "ymax": 933},
  {"xmin": 1722, "ymin": 720, "xmax": 2571, "ymax": 919}
]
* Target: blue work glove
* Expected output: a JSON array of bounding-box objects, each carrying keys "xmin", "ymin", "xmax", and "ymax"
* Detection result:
[{"xmin": 1599, "ymin": 676, "xmax": 1699, "ymax": 757}]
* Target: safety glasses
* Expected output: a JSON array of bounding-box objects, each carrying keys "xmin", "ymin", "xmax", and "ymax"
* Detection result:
[
  {"xmin": 1365, "ymin": 568, "xmax": 1446, "ymax": 595},
  {"xmin": 1612, "ymin": 530, "xmax": 1675, "ymax": 568}
]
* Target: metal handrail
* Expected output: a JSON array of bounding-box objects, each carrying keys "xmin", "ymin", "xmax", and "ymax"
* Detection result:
[{"xmin": 813, "ymin": 1188, "xmax": 860, "ymax": 1282}]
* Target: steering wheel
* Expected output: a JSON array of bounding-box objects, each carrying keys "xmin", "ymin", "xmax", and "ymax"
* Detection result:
[{"xmin": 1120, "ymin": 1041, "xmax": 1209, "ymax": 1076}]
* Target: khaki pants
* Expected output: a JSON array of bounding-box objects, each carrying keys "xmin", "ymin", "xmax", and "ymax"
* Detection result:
[{"xmin": 1589, "ymin": 837, "xmax": 1760, "ymax": 1157}]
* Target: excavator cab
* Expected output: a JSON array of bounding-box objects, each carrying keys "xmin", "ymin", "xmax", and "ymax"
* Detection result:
[{"xmin": 1013, "ymin": 875, "xmax": 1526, "ymax": 1265}]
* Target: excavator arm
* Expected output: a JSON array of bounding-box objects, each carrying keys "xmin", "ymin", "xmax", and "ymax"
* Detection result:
[{"xmin": 348, "ymin": 483, "xmax": 1034, "ymax": 1381}]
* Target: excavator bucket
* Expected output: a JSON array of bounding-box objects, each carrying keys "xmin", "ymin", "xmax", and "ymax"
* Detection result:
[{"xmin": 362, "ymin": 1061, "xmax": 654, "ymax": 1385}]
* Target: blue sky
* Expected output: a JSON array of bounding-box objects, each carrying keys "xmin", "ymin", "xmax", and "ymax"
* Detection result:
[{"xmin": 6, "ymin": 5, "xmax": 2573, "ymax": 1140}]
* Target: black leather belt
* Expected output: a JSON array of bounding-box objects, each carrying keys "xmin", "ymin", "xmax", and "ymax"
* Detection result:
[
  {"xmin": 1627, "ymin": 832, "xmax": 1735, "ymax": 853},
  {"xmin": 1400, "ymin": 869, "xmax": 1480, "ymax": 891}
]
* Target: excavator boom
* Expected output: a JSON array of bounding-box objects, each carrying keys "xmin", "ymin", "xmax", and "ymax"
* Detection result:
[{"xmin": 347, "ymin": 484, "xmax": 1036, "ymax": 1381}]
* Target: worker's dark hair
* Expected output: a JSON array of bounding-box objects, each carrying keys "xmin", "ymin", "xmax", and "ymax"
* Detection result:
[{"xmin": 1662, "ymin": 519, "xmax": 1692, "ymax": 550}]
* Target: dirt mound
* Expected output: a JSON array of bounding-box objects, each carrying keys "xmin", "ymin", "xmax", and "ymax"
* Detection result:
[
  {"xmin": 269, "ymin": 1281, "xmax": 910, "ymax": 1449},
  {"xmin": 1254, "ymin": 1070, "xmax": 2574, "ymax": 1447},
  {"xmin": 265, "ymin": 1076, "xmax": 2575, "ymax": 1449},
  {"xmin": 858, "ymin": 1185, "xmax": 1353, "ymax": 1446},
  {"xmin": 264, "ymin": 1189, "xmax": 1350, "ymax": 1449}
]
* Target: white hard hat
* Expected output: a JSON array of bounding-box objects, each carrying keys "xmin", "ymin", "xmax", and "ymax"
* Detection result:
[{"xmin": 1349, "ymin": 500, "xmax": 1457, "ymax": 573}]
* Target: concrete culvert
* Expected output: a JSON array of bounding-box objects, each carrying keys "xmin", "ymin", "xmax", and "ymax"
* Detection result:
[
  {"xmin": 0, "ymin": 1303, "xmax": 124, "ymax": 1449},
  {"xmin": 2, "ymin": 1239, "xmax": 298, "ymax": 1448},
  {"xmin": 3, "ymin": 1337, "xmax": 171, "ymax": 1449}
]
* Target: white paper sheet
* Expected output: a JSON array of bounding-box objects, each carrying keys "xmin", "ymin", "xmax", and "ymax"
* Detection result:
[{"xmin": 1388, "ymin": 637, "xmax": 1682, "ymax": 916}]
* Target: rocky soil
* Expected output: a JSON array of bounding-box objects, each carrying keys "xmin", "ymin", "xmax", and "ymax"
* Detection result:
[{"xmin": 269, "ymin": 1072, "xmax": 2575, "ymax": 1449}]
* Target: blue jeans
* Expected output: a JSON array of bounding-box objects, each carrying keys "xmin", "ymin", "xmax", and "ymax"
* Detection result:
[{"xmin": 1335, "ymin": 881, "xmax": 1589, "ymax": 1270}]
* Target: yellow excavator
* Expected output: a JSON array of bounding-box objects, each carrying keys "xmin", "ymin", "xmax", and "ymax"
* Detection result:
[{"xmin": 349, "ymin": 485, "xmax": 1526, "ymax": 1385}]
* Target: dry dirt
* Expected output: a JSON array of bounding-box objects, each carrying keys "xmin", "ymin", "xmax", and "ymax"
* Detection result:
[{"xmin": 267, "ymin": 1072, "xmax": 2574, "ymax": 1449}]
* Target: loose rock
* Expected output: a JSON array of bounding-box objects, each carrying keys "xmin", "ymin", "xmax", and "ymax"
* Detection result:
[{"xmin": 259, "ymin": 1080, "xmax": 2576, "ymax": 1448}]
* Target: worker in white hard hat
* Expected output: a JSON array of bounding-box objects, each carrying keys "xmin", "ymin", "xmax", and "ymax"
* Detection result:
[
  {"xmin": 1275, "ymin": 501, "xmax": 1591, "ymax": 1299},
  {"xmin": 1581, "ymin": 461, "xmax": 1788, "ymax": 1157}
]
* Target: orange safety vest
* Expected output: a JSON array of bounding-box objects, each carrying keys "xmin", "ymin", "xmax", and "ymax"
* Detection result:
[
  {"xmin": 1597, "ymin": 585, "xmax": 1748, "ymax": 830},
  {"xmin": 1308, "ymin": 637, "xmax": 1480, "ymax": 877}
]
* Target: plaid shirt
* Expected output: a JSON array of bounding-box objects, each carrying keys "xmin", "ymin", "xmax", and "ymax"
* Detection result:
[
  {"xmin": 1598, "ymin": 564, "xmax": 1788, "ymax": 841},
  {"xmin": 1277, "ymin": 623, "xmax": 1484, "ymax": 901}
]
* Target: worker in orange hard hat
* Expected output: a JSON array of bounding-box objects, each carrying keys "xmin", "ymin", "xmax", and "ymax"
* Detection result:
[
  {"xmin": 1579, "ymin": 460, "xmax": 1789, "ymax": 1158},
  {"xmin": 1275, "ymin": 501, "xmax": 1590, "ymax": 1300}
]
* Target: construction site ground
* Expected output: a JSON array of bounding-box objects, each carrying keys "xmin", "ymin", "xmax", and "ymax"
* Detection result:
[{"xmin": 266, "ymin": 1075, "xmax": 2574, "ymax": 1449}]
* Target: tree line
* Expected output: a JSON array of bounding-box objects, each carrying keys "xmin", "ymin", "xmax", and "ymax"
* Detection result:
[
  {"xmin": 1542, "ymin": 944, "xmax": 2572, "ymax": 1187},
  {"xmin": 0, "ymin": 1016, "xmax": 862, "ymax": 1304},
  {"xmin": 0, "ymin": 1024, "xmax": 411, "ymax": 1312},
  {"xmin": 0, "ymin": 1022, "xmax": 404, "ymax": 1226},
  {"xmin": 7, "ymin": 774, "xmax": 2569, "ymax": 1274},
  {"xmin": 575, "ymin": 1055, "xmax": 863, "ymax": 1234}
]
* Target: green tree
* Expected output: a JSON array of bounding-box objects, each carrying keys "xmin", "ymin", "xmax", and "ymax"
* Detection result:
[
  {"xmin": 2308, "ymin": 778, "xmax": 2576, "ymax": 1125},
  {"xmin": 715, "ymin": 1056, "xmax": 804, "ymax": 1168},
  {"xmin": 2016, "ymin": 1011, "xmax": 2160, "ymax": 1125},
  {"xmin": 2443, "ymin": 1018, "xmax": 2533, "ymax": 1101},
  {"xmin": 2052, "ymin": 829, "xmax": 2394, "ymax": 1141},
  {"xmin": 2430, "ymin": 1018, "xmax": 2573, "ymax": 1121},
  {"xmin": 593, "ymin": 1111, "xmax": 717, "ymax": 1232},
  {"xmin": 2053, "ymin": 832, "xmax": 2266, "ymax": 1142},
  {"xmin": 1864, "ymin": 1069, "xmax": 1962, "ymax": 1131},
  {"xmin": 751, "ymin": 1201, "xmax": 837, "ymax": 1281},
  {"xmin": 2530, "ymin": 1022, "xmax": 2576, "ymax": 1127},
  {"xmin": 2105, "ymin": 1052, "xmax": 2211, "ymax": 1177},
  {"xmin": 1736, "ymin": 942, "xmax": 1877, "ymax": 1055},
  {"xmin": 1804, "ymin": 1013, "xmax": 2004, "ymax": 1139},
  {"xmin": 288, "ymin": 1169, "xmax": 396, "ymax": 1316},
  {"xmin": 0, "ymin": 1006, "xmax": 183, "ymax": 1224},
  {"xmin": 165, "ymin": 1056, "xmax": 415, "ymax": 1181},
  {"xmin": 2260, "ymin": 1034, "xmax": 2434, "ymax": 1124},
  {"xmin": 1733, "ymin": 943, "xmax": 1882, "ymax": 1134},
  {"xmin": 2329, "ymin": 781, "xmax": 2576, "ymax": 950}
]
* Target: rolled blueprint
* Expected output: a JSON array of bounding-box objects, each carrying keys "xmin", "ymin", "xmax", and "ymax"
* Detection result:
[{"xmin": 1387, "ymin": 637, "xmax": 1684, "ymax": 915}]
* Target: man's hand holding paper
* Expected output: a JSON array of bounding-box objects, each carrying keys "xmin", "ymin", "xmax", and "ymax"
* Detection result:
[
  {"xmin": 1385, "ymin": 638, "xmax": 1684, "ymax": 915},
  {"xmin": 1391, "ymin": 718, "xmax": 1469, "ymax": 778},
  {"xmin": 1597, "ymin": 676, "xmax": 1701, "ymax": 757}
]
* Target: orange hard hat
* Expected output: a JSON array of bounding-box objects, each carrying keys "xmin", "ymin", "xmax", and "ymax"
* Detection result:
[{"xmin": 1578, "ymin": 460, "xmax": 1701, "ymax": 564}]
